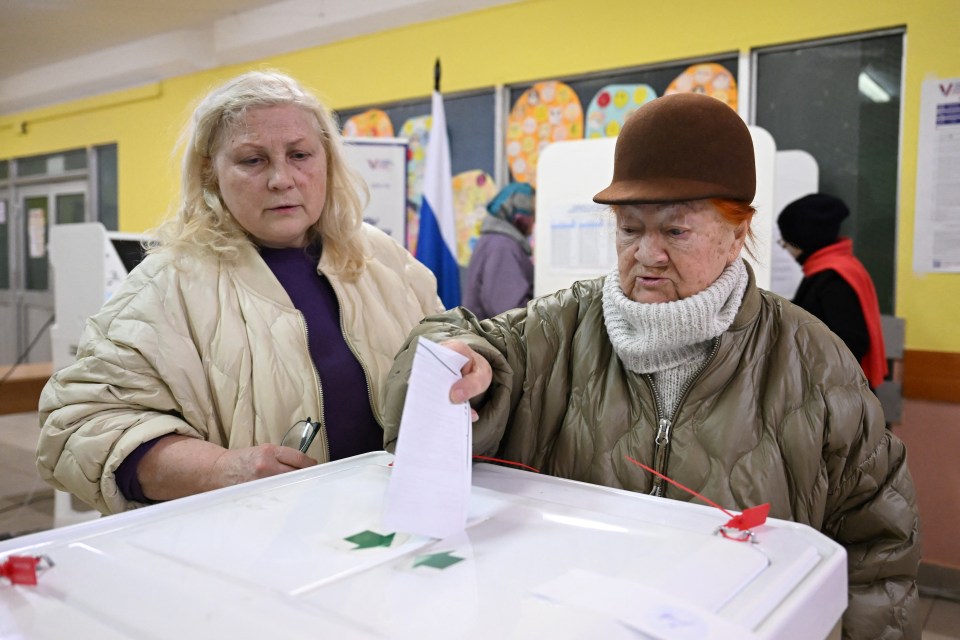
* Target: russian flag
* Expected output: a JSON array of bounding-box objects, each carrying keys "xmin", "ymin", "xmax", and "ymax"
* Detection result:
[{"xmin": 416, "ymin": 90, "xmax": 460, "ymax": 309}]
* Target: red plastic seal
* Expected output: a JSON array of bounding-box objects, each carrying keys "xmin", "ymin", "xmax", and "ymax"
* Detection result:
[{"xmin": 0, "ymin": 555, "xmax": 54, "ymax": 586}]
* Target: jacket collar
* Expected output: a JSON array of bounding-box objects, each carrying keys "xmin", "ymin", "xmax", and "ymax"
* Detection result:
[
  {"xmin": 729, "ymin": 259, "xmax": 761, "ymax": 331},
  {"xmin": 680, "ymin": 259, "xmax": 761, "ymax": 401},
  {"xmin": 231, "ymin": 241, "xmax": 297, "ymax": 309}
]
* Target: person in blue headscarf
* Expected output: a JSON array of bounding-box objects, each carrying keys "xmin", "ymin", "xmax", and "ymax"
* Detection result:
[{"xmin": 462, "ymin": 182, "xmax": 536, "ymax": 319}]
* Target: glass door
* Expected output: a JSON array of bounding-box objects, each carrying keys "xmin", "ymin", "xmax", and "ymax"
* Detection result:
[
  {"xmin": 13, "ymin": 182, "xmax": 88, "ymax": 365},
  {"xmin": 0, "ymin": 189, "xmax": 13, "ymax": 365},
  {"xmin": 753, "ymin": 31, "xmax": 903, "ymax": 312}
]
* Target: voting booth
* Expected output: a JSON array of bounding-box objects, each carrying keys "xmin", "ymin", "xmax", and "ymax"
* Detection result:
[
  {"xmin": 0, "ymin": 452, "xmax": 846, "ymax": 639},
  {"xmin": 48, "ymin": 222, "xmax": 147, "ymax": 372},
  {"xmin": 47, "ymin": 222, "xmax": 147, "ymax": 527}
]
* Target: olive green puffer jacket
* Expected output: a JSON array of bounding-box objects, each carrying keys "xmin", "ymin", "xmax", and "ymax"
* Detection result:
[{"xmin": 383, "ymin": 264, "xmax": 920, "ymax": 640}]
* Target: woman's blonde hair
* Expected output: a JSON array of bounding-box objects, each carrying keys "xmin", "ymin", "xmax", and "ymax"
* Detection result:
[{"xmin": 149, "ymin": 70, "xmax": 368, "ymax": 279}]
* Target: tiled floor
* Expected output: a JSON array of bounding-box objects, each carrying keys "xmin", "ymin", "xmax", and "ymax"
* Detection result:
[
  {"xmin": 921, "ymin": 592, "xmax": 960, "ymax": 640},
  {"xmin": 1, "ymin": 410, "xmax": 958, "ymax": 637}
]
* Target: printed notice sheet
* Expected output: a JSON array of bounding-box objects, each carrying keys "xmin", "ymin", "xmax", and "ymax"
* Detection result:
[
  {"xmin": 914, "ymin": 76, "xmax": 960, "ymax": 273},
  {"xmin": 383, "ymin": 338, "xmax": 472, "ymax": 539},
  {"xmin": 547, "ymin": 202, "xmax": 617, "ymax": 272}
]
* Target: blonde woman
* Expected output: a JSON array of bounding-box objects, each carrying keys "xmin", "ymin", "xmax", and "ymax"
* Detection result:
[{"xmin": 38, "ymin": 71, "xmax": 442, "ymax": 515}]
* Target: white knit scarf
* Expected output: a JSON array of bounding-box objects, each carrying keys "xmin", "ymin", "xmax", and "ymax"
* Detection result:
[{"xmin": 602, "ymin": 260, "xmax": 748, "ymax": 416}]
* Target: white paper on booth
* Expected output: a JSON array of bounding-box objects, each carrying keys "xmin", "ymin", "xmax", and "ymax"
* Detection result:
[{"xmin": 383, "ymin": 337, "xmax": 472, "ymax": 539}]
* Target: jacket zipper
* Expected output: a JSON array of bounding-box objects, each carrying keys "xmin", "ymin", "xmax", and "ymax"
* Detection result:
[
  {"xmin": 643, "ymin": 376, "xmax": 670, "ymax": 497},
  {"xmin": 644, "ymin": 337, "xmax": 722, "ymax": 498},
  {"xmin": 298, "ymin": 312, "xmax": 330, "ymax": 463}
]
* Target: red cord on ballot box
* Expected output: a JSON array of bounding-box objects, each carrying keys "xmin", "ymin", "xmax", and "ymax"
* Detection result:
[
  {"xmin": 472, "ymin": 455, "xmax": 540, "ymax": 473},
  {"xmin": 468, "ymin": 455, "xmax": 767, "ymax": 539},
  {"xmin": 625, "ymin": 455, "xmax": 770, "ymax": 541}
]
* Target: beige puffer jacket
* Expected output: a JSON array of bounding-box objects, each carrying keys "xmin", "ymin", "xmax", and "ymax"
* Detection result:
[
  {"xmin": 38, "ymin": 224, "xmax": 442, "ymax": 515},
  {"xmin": 383, "ymin": 264, "xmax": 920, "ymax": 640}
]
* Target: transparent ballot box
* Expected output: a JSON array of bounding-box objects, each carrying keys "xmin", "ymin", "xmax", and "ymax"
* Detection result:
[{"xmin": 0, "ymin": 452, "xmax": 845, "ymax": 639}]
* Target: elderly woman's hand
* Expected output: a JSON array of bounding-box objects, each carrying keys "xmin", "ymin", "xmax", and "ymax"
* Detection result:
[{"xmin": 441, "ymin": 339, "xmax": 492, "ymax": 421}]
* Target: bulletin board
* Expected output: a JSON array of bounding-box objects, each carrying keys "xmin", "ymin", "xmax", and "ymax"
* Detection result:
[{"xmin": 338, "ymin": 90, "xmax": 497, "ymax": 251}]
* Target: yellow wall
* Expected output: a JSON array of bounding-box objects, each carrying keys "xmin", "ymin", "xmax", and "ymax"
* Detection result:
[{"xmin": 1, "ymin": 0, "xmax": 958, "ymax": 352}]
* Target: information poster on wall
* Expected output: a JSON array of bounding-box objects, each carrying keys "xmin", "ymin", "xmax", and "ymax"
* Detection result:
[
  {"xmin": 343, "ymin": 138, "xmax": 408, "ymax": 246},
  {"xmin": 913, "ymin": 76, "xmax": 960, "ymax": 273},
  {"xmin": 547, "ymin": 203, "xmax": 617, "ymax": 272},
  {"xmin": 28, "ymin": 208, "xmax": 46, "ymax": 258}
]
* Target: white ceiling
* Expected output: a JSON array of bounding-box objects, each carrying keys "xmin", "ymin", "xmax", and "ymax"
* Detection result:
[{"xmin": 0, "ymin": 0, "xmax": 517, "ymax": 116}]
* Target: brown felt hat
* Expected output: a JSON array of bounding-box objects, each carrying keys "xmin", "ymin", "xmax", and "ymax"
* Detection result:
[{"xmin": 593, "ymin": 93, "xmax": 756, "ymax": 204}]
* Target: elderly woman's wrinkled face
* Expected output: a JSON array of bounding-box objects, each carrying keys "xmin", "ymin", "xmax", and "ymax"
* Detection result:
[
  {"xmin": 615, "ymin": 200, "xmax": 747, "ymax": 303},
  {"xmin": 213, "ymin": 104, "xmax": 327, "ymax": 248}
]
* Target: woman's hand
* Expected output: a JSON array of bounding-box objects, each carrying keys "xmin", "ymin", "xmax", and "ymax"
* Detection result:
[
  {"xmin": 441, "ymin": 339, "xmax": 492, "ymax": 421},
  {"xmin": 210, "ymin": 443, "xmax": 317, "ymax": 487},
  {"xmin": 137, "ymin": 435, "xmax": 317, "ymax": 501}
]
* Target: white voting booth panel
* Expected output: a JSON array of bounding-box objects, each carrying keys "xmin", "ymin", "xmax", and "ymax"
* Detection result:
[
  {"xmin": 47, "ymin": 223, "xmax": 147, "ymax": 529},
  {"xmin": 534, "ymin": 127, "xmax": 779, "ymax": 298},
  {"xmin": 48, "ymin": 223, "xmax": 145, "ymax": 372},
  {"xmin": 770, "ymin": 150, "xmax": 819, "ymax": 298},
  {"xmin": 1, "ymin": 453, "xmax": 845, "ymax": 640}
]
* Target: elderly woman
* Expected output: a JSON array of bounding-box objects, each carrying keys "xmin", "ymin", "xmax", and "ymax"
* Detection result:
[
  {"xmin": 37, "ymin": 71, "xmax": 442, "ymax": 515},
  {"xmin": 382, "ymin": 93, "xmax": 919, "ymax": 639}
]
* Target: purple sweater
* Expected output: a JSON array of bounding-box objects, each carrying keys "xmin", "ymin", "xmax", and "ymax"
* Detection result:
[{"xmin": 116, "ymin": 245, "xmax": 380, "ymax": 502}]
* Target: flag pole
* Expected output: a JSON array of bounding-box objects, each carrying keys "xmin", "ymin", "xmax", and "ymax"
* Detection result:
[{"xmin": 416, "ymin": 57, "xmax": 460, "ymax": 308}]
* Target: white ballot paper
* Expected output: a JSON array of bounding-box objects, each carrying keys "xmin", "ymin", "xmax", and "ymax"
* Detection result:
[{"xmin": 383, "ymin": 338, "xmax": 472, "ymax": 539}]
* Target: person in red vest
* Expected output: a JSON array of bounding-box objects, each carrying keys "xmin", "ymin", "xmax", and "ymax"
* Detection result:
[{"xmin": 777, "ymin": 193, "xmax": 887, "ymax": 390}]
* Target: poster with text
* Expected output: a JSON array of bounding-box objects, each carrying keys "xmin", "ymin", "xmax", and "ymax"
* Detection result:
[
  {"xmin": 913, "ymin": 76, "xmax": 960, "ymax": 273},
  {"xmin": 343, "ymin": 138, "xmax": 408, "ymax": 247}
]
